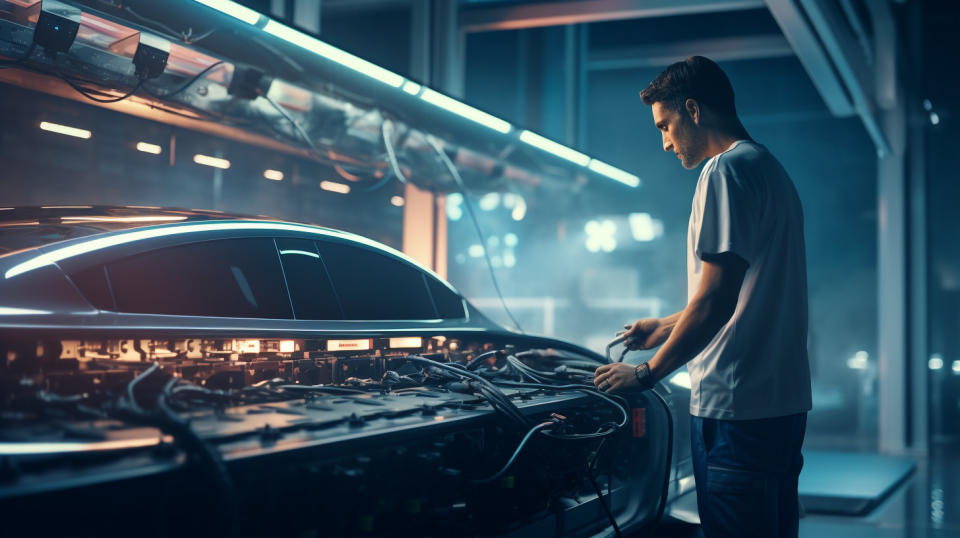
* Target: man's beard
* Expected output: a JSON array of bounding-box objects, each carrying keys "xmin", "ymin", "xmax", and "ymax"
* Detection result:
[{"xmin": 678, "ymin": 129, "xmax": 708, "ymax": 169}]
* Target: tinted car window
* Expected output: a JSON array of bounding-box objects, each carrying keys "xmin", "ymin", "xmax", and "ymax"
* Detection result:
[
  {"xmin": 69, "ymin": 265, "xmax": 114, "ymax": 311},
  {"xmin": 107, "ymin": 238, "xmax": 292, "ymax": 318},
  {"xmin": 315, "ymin": 240, "xmax": 437, "ymax": 320},
  {"xmin": 426, "ymin": 277, "xmax": 466, "ymax": 319},
  {"xmin": 276, "ymin": 238, "xmax": 343, "ymax": 320}
]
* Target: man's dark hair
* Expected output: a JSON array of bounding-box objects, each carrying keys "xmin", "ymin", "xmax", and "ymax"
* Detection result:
[{"xmin": 640, "ymin": 56, "xmax": 738, "ymax": 119}]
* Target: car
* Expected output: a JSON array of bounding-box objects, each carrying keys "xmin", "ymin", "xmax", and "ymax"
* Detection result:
[{"xmin": 0, "ymin": 206, "xmax": 695, "ymax": 537}]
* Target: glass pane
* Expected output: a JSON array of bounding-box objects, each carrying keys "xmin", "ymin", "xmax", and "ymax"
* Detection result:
[
  {"xmin": 107, "ymin": 238, "xmax": 292, "ymax": 318},
  {"xmin": 69, "ymin": 264, "xmax": 114, "ymax": 310},
  {"xmin": 276, "ymin": 237, "xmax": 343, "ymax": 320},
  {"xmin": 315, "ymin": 240, "xmax": 436, "ymax": 320},
  {"xmin": 426, "ymin": 277, "xmax": 466, "ymax": 319}
]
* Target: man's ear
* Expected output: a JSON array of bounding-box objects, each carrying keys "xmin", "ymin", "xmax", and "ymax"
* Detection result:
[{"xmin": 685, "ymin": 98, "xmax": 701, "ymax": 125}]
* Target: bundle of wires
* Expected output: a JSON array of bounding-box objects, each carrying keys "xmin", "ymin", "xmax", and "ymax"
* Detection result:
[
  {"xmin": 404, "ymin": 354, "xmax": 529, "ymax": 430},
  {"xmin": 119, "ymin": 365, "xmax": 240, "ymax": 538}
]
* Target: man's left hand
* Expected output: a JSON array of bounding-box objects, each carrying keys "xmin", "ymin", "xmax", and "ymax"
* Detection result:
[{"xmin": 593, "ymin": 363, "xmax": 641, "ymax": 393}]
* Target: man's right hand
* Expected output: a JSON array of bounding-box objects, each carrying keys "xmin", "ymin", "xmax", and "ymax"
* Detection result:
[{"xmin": 622, "ymin": 318, "xmax": 669, "ymax": 350}]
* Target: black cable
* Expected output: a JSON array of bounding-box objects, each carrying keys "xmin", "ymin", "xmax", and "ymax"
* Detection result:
[
  {"xmin": 425, "ymin": 135, "xmax": 525, "ymax": 334},
  {"xmin": 157, "ymin": 379, "xmax": 239, "ymax": 538},
  {"xmin": 278, "ymin": 384, "xmax": 367, "ymax": 394},
  {"xmin": 465, "ymin": 349, "xmax": 501, "ymax": 370},
  {"xmin": 405, "ymin": 355, "xmax": 529, "ymax": 429},
  {"xmin": 59, "ymin": 76, "xmax": 143, "ymax": 103},
  {"xmin": 142, "ymin": 61, "xmax": 226, "ymax": 99},
  {"xmin": 490, "ymin": 381, "xmax": 629, "ymax": 439},
  {"xmin": 472, "ymin": 421, "xmax": 552, "ymax": 483},
  {"xmin": 587, "ymin": 459, "xmax": 623, "ymax": 537}
]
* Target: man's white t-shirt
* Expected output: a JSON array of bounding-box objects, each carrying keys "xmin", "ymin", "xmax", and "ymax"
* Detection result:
[{"xmin": 686, "ymin": 139, "xmax": 812, "ymax": 420}]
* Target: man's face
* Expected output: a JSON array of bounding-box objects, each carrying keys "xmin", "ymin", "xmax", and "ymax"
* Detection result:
[{"xmin": 652, "ymin": 101, "xmax": 707, "ymax": 170}]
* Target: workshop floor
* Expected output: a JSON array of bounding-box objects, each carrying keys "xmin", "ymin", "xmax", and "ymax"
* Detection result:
[{"xmin": 645, "ymin": 443, "xmax": 960, "ymax": 538}]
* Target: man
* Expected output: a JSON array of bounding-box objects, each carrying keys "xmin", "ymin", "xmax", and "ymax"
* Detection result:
[{"xmin": 593, "ymin": 56, "xmax": 812, "ymax": 538}]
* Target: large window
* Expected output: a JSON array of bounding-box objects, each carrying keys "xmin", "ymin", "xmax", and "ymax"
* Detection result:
[
  {"xmin": 315, "ymin": 240, "xmax": 437, "ymax": 320},
  {"xmin": 106, "ymin": 238, "xmax": 292, "ymax": 318},
  {"xmin": 276, "ymin": 237, "xmax": 343, "ymax": 320}
]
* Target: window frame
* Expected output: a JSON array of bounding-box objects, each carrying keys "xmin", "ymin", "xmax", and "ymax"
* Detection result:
[{"xmin": 59, "ymin": 227, "xmax": 468, "ymax": 322}]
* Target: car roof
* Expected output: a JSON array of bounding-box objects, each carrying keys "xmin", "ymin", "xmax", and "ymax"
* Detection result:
[{"xmin": 0, "ymin": 205, "xmax": 270, "ymax": 255}]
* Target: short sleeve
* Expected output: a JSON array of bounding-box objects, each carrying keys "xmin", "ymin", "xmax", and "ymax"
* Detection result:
[{"xmin": 694, "ymin": 159, "xmax": 757, "ymax": 264}]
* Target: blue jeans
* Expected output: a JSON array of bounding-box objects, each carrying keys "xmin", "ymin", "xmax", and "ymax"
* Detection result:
[{"xmin": 691, "ymin": 413, "xmax": 807, "ymax": 538}]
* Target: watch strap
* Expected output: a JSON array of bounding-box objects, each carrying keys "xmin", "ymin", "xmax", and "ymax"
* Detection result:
[{"xmin": 634, "ymin": 362, "xmax": 655, "ymax": 391}]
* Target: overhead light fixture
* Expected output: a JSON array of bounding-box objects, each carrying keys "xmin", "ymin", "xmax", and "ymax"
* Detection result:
[
  {"xmin": 136, "ymin": 142, "xmax": 162, "ymax": 155},
  {"xmin": 390, "ymin": 196, "xmax": 405, "ymax": 207},
  {"xmin": 192, "ymin": 0, "xmax": 263, "ymax": 25},
  {"xmin": 929, "ymin": 355, "xmax": 944, "ymax": 370},
  {"xmin": 193, "ymin": 154, "xmax": 230, "ymax": 169},
  {"xmin": 402, "ymin": 81, "xmax": 422, "ymax": 95},
  {"xmin": 262, "ymin": 20, "xmax": 404, "ymax": 88},
  {"xmin": 39, "ymin": 121, "xmax": 90, "ymax": 139},
  {"xmin": 511, "ymin": 196, "xmax": 527, "ymax": 221},
  {"xmin": 588, "ymin": 159, "xmax": 640, "ymax": 187},
  {"xmin": 320, "ymin": 180, "xmax": 350, "ymax": 194},
  {"xmin": 263, "ymin": 169, "xmax": 284, "ymax": 181},
  {"xmin": 846, "ymin": 350, "xmax": 868, "ymax": 370},
  {"xmin": 628, "ymin": 213, "xmax": 662, "ymax": 242},
  {"xmin": 420, "ymin": 88, "xmax": 512, "ymax": 134},
  {"xmin": 585, "ymin": 219, "xmax": 617, "ymax": 253},
  {"xmin": 519, "ymin": 130, "xmax": 589, "ymax": 166},
  {"xmin": 478, "ymin": 193, "xmax": 500, "ymax": 211}
]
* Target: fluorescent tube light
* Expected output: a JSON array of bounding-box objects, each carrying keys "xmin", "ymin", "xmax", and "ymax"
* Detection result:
[
  {"xmin": 262, "ymin": 20, "xmax": 403, "ymax": 88},
  {"xmin": 402, "ymin": 81, "xmax": 421, "ymax": 95},
  {"xmin": 320, "ymin": 180, "xmax": 350, "ymax": 194},
  {"xmin": 263, "ymin": 169, "xmax": 284, "ymax": 181},
  {"xmin": 588, "ymin": 159, "xmax": 641, "ymax": 187},
  {"xmin": 518, "ymin": 130, "xmax": 589, "ymax": 166},
  {"xmin": 193, "ymin": 154, "xmax": 231, "ymax": 169},
  {"xmin": 420, "ymin": 88, "xmax": 512, "ymax": 134},
  {"xmin": 193, "ymin": 0, "xmax": 262, "ymax": 25},
  {"xmin": 136, "ymin": 142, "xmax": 162, "ymax": 154},
  {"xmin": 39, "ymin": 122, "xmax": 91, "ymax": 139}
]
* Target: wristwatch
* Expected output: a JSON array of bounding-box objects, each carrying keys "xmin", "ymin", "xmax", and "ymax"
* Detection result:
[{"xmin": 634, "ymin": 362, "xmax": 655, "ymax": 391}]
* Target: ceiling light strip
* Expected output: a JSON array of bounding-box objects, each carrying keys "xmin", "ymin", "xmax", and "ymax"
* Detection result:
[
  {"xmin": 518, "ymin": 130, "xmax": 589, "ymax": 166},
  {"xmin": 588, "ymin": 159, "xmax": 641, "ymax": 187}
]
